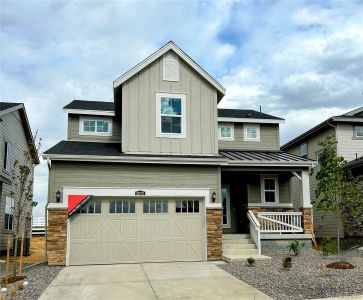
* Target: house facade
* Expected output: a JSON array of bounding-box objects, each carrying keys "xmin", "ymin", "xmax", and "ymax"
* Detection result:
[
  {"xmin": 43, "ymin": 42, "xmax": 314, "ymax": 266},
  {"xmin": 0, "ymin": 102, "xmax": 39, "ymax": 254},
  {"xmin": 281, "ymin": 107, "xmax": 363, "ymax": 238}
]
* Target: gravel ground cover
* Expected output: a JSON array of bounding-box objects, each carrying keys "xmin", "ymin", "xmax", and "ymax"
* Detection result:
[
  {"xmin": 2, "ymin": 263, "xmax": 63, "ymax": 300},
  {"xmin": 219, "ymin": 249, "xmax": 363, "ymax": 300}
]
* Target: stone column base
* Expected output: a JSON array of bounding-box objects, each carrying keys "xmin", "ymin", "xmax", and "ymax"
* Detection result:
[
  {"xmin": 47, "ymin": 209, "xmax": 67, "ymax": 266},
  {"xmin": 206, "ymin": 208, "xmax": 222, "ymax": 260},
  {"xmin": 300, "ymin": 208, "xmax": 313, "ymax": 234}
]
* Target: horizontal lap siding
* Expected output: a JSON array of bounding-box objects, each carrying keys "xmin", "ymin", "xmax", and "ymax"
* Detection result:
[
  {"xmin": 49, "ymin": 162, "xmax": 220, "ymax": 203},
  {"xmin": 218, "ymin": 124, "xmax": 280, "ymax": 151},
  {"xmin": 336, "ymin": 123, "xmax": 363, "ymax": 161},
  {"xmin": 122, "ymin": 51, "xmax": 218, "ymax": 156},
  {"xmin": 0, "ymin": 110, "xmax": 34, "ymax": 251},
  {"xmin": 67, "ymin": 114, "xmax": 121, "ymax": 143}
]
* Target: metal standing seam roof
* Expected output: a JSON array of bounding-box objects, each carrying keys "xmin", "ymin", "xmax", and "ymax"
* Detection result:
[{"xmin": 219, "ymin": 150, "xmax": 314, "ymax": 164}]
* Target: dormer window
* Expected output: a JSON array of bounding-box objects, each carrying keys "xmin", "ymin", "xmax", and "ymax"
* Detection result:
[
  {"xmin": 219, "ymin": 124, "xmax": 234, "ymax": 140},
  {"xmin": 79, "ymin": 117, "xmax": 112, "ymax": 136},
  {"xmin": 244, "ymin": 124, "xmax": 260, "ymax": 142},
  {"xmin": 156, "ymin": 93, "xmax": 186, "ymax": 138}
]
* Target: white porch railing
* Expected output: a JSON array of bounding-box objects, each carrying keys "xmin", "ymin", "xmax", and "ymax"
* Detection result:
[
  {"xmin": 247, "ymin": 210, "xmax": 261, "ymax": 254},
  {"xmin": 257, "ymin": 212, "xmax": 303, "ymax": 233}
]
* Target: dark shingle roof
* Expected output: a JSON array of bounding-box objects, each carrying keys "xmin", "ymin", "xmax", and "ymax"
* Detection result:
[
  {"xmin": 0, "ymin": 102, "xmax": 22, "ymax": 112},
  {"xmin": 63, "ymin": 100, "xmax": 114, "ymax": 111},
  {"xmin": 44, "ymin": 141, "xmax": 121, "ymax": 156},
  {"xmin": 218, "ymin": 109, "xmax": 283, "ymax": 120},
  {"xmin": 344, "ymin": 156, "xmax": 363, "ymax": 170}
]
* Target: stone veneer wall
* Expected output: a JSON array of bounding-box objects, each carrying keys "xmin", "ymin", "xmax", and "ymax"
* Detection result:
[
  {"xmin": 206, "ymin": 208, "xmax": 222, "ymax": 260},
  {"xmin": 343, "ymin": 208, "xmax": 363, "ymax": 237},
  {"xmin": 47, "ymin": 209, "xmax": 67, "ymax": 266}
]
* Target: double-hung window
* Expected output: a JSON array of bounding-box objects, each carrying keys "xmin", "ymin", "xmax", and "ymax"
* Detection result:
[
  {"xmin": 244, "ymin": 124, "xmax": 260, "ymax": 142},
  {"xmin": 4, "ymin": 196, "xmax": 14, "ymax": 230},
  {"xmin": 156, "ymin": 93, "xmax": 186, "ymax": 138},
  {"xmin": 80, "ymin": 118, "xmax": 112, "ymax": 136},
  {"xmin": 261, "ymin": 176, "xmax": 279, "ymax": 203},
  {"xmin": 219, "ymin": 124, "xmax": 234, "ymax": 140},
  {"xmin": 3, "ymin": 142, "xmax": 12, "ymax": 171},
  {"xmin": 354, "ymin": 126, "xmax": 363, "ymax": 138}
]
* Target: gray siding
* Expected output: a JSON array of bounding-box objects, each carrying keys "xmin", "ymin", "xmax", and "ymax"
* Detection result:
[
  {"xmin": 286, "ymin": 127, "xmax": 344, "ymax": 237},
  {"xmin": 67, "ymin": 114, "xmax": 121, "ymax": 143},
  {"xmin": 0, "ymin": 110, "xmax": 34, "ymax": 251},
  {"xmin": 122, "ymin": 51, "xmax": 218, "ymax": 156},
  {"xmin": 218, "ymin": 123, "xmax": 280, "ymax": 151},
  {"xmin": 48, "ymin": 162, "xmax": 221, "ymax": 204},
  {"xmin": 336, "ymin": 123, "xmax": 363, "ymax": 161}
]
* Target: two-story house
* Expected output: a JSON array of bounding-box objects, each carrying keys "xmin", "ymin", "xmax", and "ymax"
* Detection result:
[
  {"xmin": 281, "ymin": 107, "xmax": 363, "ymax": 238},
  {"xmin": 0, "ymin": 102, "xmax": 39, "ymax": 255},
  {"xmin": 43, "ymin": 41, "xmax": 314, "ymax": 266}
]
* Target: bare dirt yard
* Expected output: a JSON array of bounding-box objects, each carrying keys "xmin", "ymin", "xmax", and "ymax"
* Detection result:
[{"xmin": 219, "ymin": 248, "xmax": 363, "ymax": 300}]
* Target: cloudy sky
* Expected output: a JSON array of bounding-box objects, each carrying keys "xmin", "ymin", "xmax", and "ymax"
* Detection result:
[{"xmin": 1, "ymin": 0, "xmax": 363, "ymax": 217}]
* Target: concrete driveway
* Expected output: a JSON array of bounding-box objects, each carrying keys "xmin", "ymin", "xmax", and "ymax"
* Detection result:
[{"xmin": 38, "ymin": 262, "xmax": 272, "ymax": 300}]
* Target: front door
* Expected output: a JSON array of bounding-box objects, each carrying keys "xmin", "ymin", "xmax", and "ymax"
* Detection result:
[{"xmin": 221, "ymin": 186, "xmax": 230, "ymax": 229}]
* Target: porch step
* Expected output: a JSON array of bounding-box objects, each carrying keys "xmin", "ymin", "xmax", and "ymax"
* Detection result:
[
  {"xmin": 222, "ymin": 254, "xmax": 271, "ymax": 263},
  {"xmin": 222, "ymin": 239, "xmax": 253, "ymax": 244},
  {"xmin": 223, "ymin": 248, "xmax": 258, "ymax": 255},
  {"xmin": 223, "ymin": 243, "xmax": 256, "ymax": 250},
  {"xmin": 223, "ymin": 234, "xmax": 250, "ymax": 240}
]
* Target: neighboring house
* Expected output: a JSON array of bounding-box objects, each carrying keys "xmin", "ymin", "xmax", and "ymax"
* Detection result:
[
  {"xmin": 0, "ymin": 102, "xmax": 39, "ymax": 255},
  {"xmin": 43, "ymin": 41, "xmax": 314, "ymax": 266},
  {"xmin": 281, "ymin": 107, "xmax": 363, "ymax": 238}
]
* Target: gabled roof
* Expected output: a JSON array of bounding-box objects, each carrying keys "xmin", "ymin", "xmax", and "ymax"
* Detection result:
[
  {"xmin": 281, "ymin": 106, "xmax": 363, "ymax": 150},
  {"xmin": 113, "ymin": 41, "xmax": 226, "ymax": 98},
  {"xmin": 0, "ymin": 102, "xmax": 40, "ymax": 164}
]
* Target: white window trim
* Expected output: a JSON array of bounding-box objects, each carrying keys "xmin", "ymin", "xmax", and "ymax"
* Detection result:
[
  {"xmin": 79, "ymin": 116, "xmax": 112, "ymax": 136},
  {"xmin": 4, "ymin": 196, "xmax": 14, "ymax": 230},
  {"xmin": 260, "ymin": 175, "xmax": 279, "ymax": 204},
  {"xmin": 354, "ymin": 126, "xmax": 363, "ymax": 139},
  {"xmin": 222, "ymin": 185, "xmax": 231, "ymax": 228},
  {"xmin": 244, "ymin": 124, "xmax": 260, "ymax": 142},
  {"xmin": 156, "ymin": 92, "xmax": 186, "ymax": 139},
  {"xmin": 300, "ymin": 142, "xmax": 308, "ymax": 157},
  {"xmin": 218, "ymin": 124, "xmax": 234, "ymax": 141},
  {"xmin": 163, "ymin": 54, "xmax": 180, "ymax": 82}
]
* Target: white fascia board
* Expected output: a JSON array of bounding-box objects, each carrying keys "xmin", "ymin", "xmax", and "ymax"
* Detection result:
[
  {"xmin": 42, "ymin": 154, "xmax": 229, "ymax": 165},
  {"xmin": 0, "ymin": 104, "xmax": 24, "ymax": 116},
  {"xmin": 218, "ymin": 117, "xmax": 285, "ymax": 124},
  {"xmin": 227, "ymin": 160, "xmax": 315, "ymax": 168},
  {"xmin": 63, "ymin": 109, "xmax": 115, "ymax": 116},
  {"xmin": 333, "ymin": 117, "xmax": 363, "ymax": 123},
  {"xmin": 113, "ymin": 42, "xmax": 226, "ymax": 95}
]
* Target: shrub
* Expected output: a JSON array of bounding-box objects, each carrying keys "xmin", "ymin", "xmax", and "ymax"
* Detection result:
[
  {"xmin": 247, "ymin": 257, "xmax": 256, "ymax": 267},
  {"xmin": 16, "ymin": 282, "xmax": 24, "ymax": 290},
  {"xmin": 283, "ymin": 257, "xmax": 292, "ymax": 270},
  {"xmin": 288, "ymin": 240, "xmax": 305, "ymax": 256},
  {"xmin": 320, "ymin": 237, "xmax": 337, "ymax": 256},
  {"xmin": 0, "ymin": 280, "xmax": 6, "ymax": 288},
  {"xmin": 10, "ymin": 287, "xmax": 17, "ymax": 297}
]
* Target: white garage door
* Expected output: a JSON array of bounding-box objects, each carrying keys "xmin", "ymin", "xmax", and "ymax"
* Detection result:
[{"xmin": 68, "ymin": 198, "xmax": 205, "ymax": 265}]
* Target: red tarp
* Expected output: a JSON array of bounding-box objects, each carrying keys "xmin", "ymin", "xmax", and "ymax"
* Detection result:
[{"xmin": 68, "ymin": 195, "xmax": 88, "ymax": 213}]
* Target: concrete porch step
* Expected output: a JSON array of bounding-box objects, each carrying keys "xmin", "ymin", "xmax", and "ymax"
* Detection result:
[
  {"xmin": 223, "ymin": 248, "xmax": 259, "ymax": 255},
  {"xmin": 223, "ymin": 243, "xmax": 256, "ymax": 250},
  {"xmin": 222, "ymin": 239, "xmax": 253, "ymax": 244},
  {"xmin": 223, "ymin": 234, "xmax": 250, "ymax": 240},
  {"xmin": 222, "ymin": 254, "xmax": 271, "ymax": 263}
]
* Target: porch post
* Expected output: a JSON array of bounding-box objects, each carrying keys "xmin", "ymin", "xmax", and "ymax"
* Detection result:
[{"xmin": 300, "ymin": 170, "xmax": 313, "ymax": 234}]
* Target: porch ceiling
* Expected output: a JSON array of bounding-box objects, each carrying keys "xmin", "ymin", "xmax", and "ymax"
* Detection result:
[{"xmin": 219, "ymin": 150, "xmax": 315, "ymax": 168}]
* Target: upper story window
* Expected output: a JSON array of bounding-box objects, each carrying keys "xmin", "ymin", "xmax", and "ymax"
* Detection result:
[
  {"xmin": 300, "ymin": 142, "xmax": 308, "ymax": 157},
  {"xmin": 79, "ymin": 117, "xmax": 112, "ymax": 136},
  {"xmin": 244, "ymin": 124, "xmax": 260, "ymax": 142},
  {"xmin": 261, "ymin": 175, "xmax": 279, "ymax": 203},
  {"xmin": 218, "ymin": 124, "xmax": 234, "ymax": 141},
  {"xmin": 163, "ymin": 53, "xmax": 179, "ymax": 81},
  {"xmin": 4, "ymin": 196, "xmax": 14, "ymax": 230},
  {"xmin": 354, "ymin": 126, "xmax": 363, "ymax": 138},
  {"xmin": 3, "ymin": 142, "xmax": 12, "ymax": 171},
  {"xmin": 156, "ymin": 93, "xmax": 186, "ymax": 138}
]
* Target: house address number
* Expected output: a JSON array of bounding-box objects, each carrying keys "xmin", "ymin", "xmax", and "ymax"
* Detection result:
[{"xmin": 135, "ymin": 190, "xmax": 146, "ymax": 196}]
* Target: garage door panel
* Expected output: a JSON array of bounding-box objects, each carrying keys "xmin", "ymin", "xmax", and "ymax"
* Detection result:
[{"xmin": 69, "ymin": 198, "xmax": 205, "ymax": 265}]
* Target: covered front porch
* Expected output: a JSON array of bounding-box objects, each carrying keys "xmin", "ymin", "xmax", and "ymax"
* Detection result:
[{"xmin": 219, "ymin": 150, "xmax": 315, "ymax": 260}]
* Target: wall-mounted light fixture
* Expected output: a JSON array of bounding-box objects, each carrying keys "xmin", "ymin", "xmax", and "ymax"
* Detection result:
[
  {"xmin": 211, "ymin": 191, "xmax": 217, "ymax": 203},
  {"xmin": 55, "ymin": 190, "xmax": 61, "ymax": 203}
]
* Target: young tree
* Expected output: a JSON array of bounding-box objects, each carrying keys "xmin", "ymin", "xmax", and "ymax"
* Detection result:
[
  {"xmin": 313, "ymin": 136, "xmax": 362, "ymax": 253},
  {"xmin": 10, "ymin": 134, "xmax": 41, "ymax": 276}
]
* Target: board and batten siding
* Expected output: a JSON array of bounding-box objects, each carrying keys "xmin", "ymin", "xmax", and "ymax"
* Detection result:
[
  {"xmin": 286, "ymin": 127, "xmax": 344, "ymax": 237},
  {"xmin": 121, "ymin": 51, "xmax": 218, "ymax": 156},
  {"xmin": 336, "ymin": 123, "xmax": 363, "ymax": 162},
  {"xmin": 218, "ymin": 123, "xmax": 280, "ymax": 151},
  {"xmin": 0, "ymin": 110, "xmax": 34, "ymax": 251},
  {"xmin": 48, "ymin": 162, "xmax": 221, "ymax": 204},
  {"xmin": 67, "ymin": 114, "xmax": 121, "ymax": 143}
]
